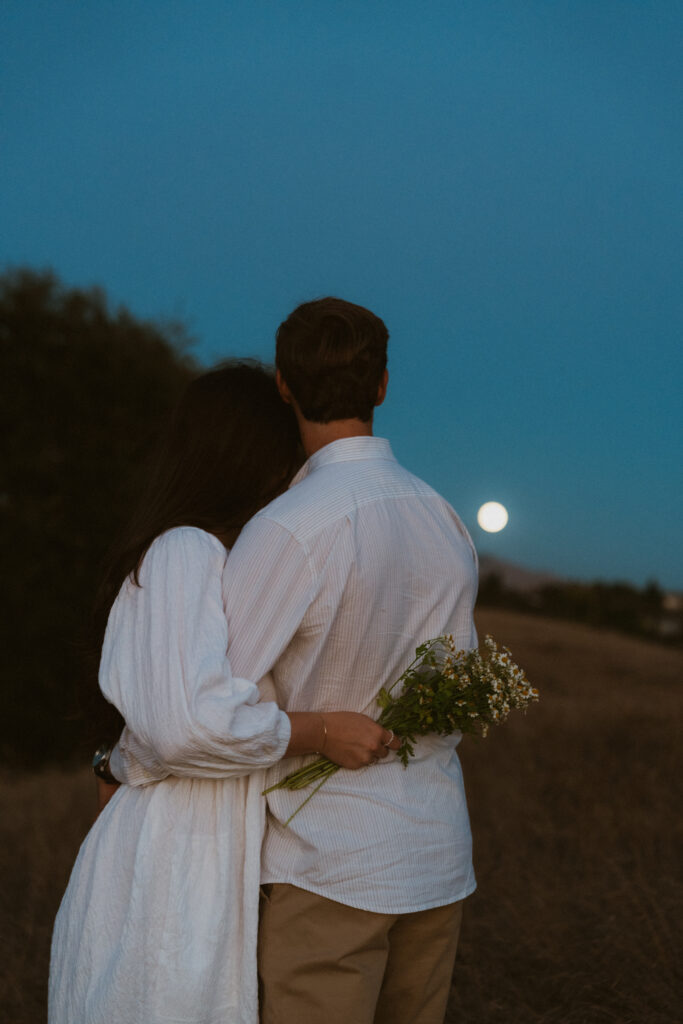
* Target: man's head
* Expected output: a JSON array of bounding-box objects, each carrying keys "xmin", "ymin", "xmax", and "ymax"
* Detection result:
[{"xmin": 275, "ymin": 297, "xmax": 388, "ymax": 424}]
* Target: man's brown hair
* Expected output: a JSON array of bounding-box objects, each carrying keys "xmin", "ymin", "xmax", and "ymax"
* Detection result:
[{"xmin": 275, "ymin": 297, "xmax": 389, "ymax": 423}]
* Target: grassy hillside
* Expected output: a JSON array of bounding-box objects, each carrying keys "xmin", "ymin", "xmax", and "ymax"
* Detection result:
[
  {"xmin": 1, "ymin": 609, "xmax": 680, "ymax": 1024},
  {"xmin": 451, "ymin": 609, "xmax": 682, "ymax": 1023}
]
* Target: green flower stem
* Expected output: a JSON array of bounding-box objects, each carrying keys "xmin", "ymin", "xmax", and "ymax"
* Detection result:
[
  {"xmin": 282, "ymin": 772, "xmax": 339, "ymax": 824},
  {"xmin": 263, "ymin": 757, "xmax": 338, "ymax": 795}
]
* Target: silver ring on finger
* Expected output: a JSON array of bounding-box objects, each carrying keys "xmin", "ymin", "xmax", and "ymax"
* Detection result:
[{"xmin": 383, "ymin": 729, "xmax": 395, "ymax": 748}]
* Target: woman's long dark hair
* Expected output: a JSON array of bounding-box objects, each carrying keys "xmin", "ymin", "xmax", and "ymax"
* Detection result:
[{"xmin": 84, "ymin": 360, "xmax": 301, "ymax": 748}]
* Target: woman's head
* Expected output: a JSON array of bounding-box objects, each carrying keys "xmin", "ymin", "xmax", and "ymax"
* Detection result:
[
  {"xmin": 143, "ymin": 361, "xmax": 300, "ymax": 544},
  {"xmin": 96, "ymin": 360, "xmax": 300, "ymax": 614}
]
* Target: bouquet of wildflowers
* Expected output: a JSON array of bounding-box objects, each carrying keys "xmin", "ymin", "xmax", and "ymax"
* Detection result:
[{"xmin": 265, "ymin": 635, "xmax": 538, "ymax": 822}]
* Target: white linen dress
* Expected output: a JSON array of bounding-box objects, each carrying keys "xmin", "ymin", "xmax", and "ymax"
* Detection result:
[{"xmin": 48, "ymin": 527, "xmax": 291, "ymax": 1024}]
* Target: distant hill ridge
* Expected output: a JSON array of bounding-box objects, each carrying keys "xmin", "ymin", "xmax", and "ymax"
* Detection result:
[{"xmin": 478, "ymin": 555, "xmax": 562, "ymax": 593}]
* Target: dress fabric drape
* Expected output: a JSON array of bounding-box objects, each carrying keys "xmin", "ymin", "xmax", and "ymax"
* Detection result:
[{"xmin": 49, "ymin": 528, "xmax": 290, "ymax": 1024}]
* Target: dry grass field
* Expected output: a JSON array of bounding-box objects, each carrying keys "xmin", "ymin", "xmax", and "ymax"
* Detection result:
[{"xmin": 1, "ymin": 609, "xmax": 681, "ymax": 1023}]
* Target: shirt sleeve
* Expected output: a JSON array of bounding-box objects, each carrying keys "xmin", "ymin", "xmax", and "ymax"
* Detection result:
[
  {"xmin": 101, "ymin": 527, "xmax": 291, "ymax": 784},
  {"xmin": 221, "ymin": 513, "xmax": 318, "ymax": 684}
]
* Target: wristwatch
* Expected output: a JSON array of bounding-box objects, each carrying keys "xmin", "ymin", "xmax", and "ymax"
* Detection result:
[{"xmin": 92, "ymin": 744, "xmax": 117, "ymax": 785}]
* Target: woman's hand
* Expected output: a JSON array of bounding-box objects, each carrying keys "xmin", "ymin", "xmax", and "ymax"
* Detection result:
[
  {"xmin": 286, "ymin": 711, "xmax": 400, "ymax": 769},
  {"xmin": 321, "ymin": 712, "xmax": 400, "ymax": 769},
  {"xmin": 96, "ymin": 777, "xmax": 120, "ymax": 815}
]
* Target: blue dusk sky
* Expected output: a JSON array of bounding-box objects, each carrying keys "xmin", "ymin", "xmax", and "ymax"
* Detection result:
[{"xmin": 2, "ymin": 1, "xmax": 681, "ymax": 589}]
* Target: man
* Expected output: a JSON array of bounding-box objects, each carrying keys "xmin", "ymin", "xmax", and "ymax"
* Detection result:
[
  {"xmin": 107, "ymin": 297, "xmax": 478, "ymax": 1023},
  {"xmin": 223, "ymin": 298, "xmax": 478, "ymax": 1024}
]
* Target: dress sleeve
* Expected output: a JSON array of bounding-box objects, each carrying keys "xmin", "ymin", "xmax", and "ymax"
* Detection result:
[{"xmin": 101, "ymin": 528, "xmax": 291, "ymax": 784}]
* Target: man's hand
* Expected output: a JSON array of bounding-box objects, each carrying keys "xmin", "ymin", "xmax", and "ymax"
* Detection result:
[
  {"xmin": 96, "ymin": 776, "xmax": 121, "ymax": 815},
  {"xmin": 286, "ymin": 710, "xmax": 400, "ymax": 768}
]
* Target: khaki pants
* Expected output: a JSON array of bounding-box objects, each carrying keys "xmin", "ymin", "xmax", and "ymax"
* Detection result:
[{"xmin": 258, "ymin": 883, "xmax": 463, "ymax": 1024}]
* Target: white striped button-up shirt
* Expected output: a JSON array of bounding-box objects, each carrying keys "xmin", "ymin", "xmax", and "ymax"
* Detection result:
[{"xmin": 223, "ymin": 436, "xmax": 478, "ymax": 913}]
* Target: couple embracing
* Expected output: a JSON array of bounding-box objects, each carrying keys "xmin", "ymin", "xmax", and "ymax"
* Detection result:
[{"xmin": 49, "ymin": 297, "xmax": 478, "ymax": 1024}]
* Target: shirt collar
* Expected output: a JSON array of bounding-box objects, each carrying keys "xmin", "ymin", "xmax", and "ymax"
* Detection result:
[{"xmin": 290, "ymin": 436, "xmax": 396, "ymax": 487}]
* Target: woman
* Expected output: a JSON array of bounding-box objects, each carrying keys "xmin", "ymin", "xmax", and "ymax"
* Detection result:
[{"xmin": 49, "ymin": 362, "xmax": 394, "ymax": 1024}]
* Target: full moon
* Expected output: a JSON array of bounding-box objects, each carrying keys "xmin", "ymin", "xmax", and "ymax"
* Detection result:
[{"xmin": 477, "ymin": 501, "xmax": 509, "ymax": 533}]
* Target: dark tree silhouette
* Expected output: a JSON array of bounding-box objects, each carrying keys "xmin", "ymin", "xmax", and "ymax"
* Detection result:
[{"xmin": 0, "ymin": 268, "xmax": 197, "ymax": 766}]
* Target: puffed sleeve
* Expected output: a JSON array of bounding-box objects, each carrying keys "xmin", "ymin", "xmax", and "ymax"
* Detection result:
[{"xmin": 100, "ymin": 527, "xmax": 291, "ymax": 784}]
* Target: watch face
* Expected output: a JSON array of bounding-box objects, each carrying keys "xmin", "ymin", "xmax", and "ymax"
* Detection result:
[{"xmin": 92, "ymin": 745, "xmax": 111, "ymax": 770}]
